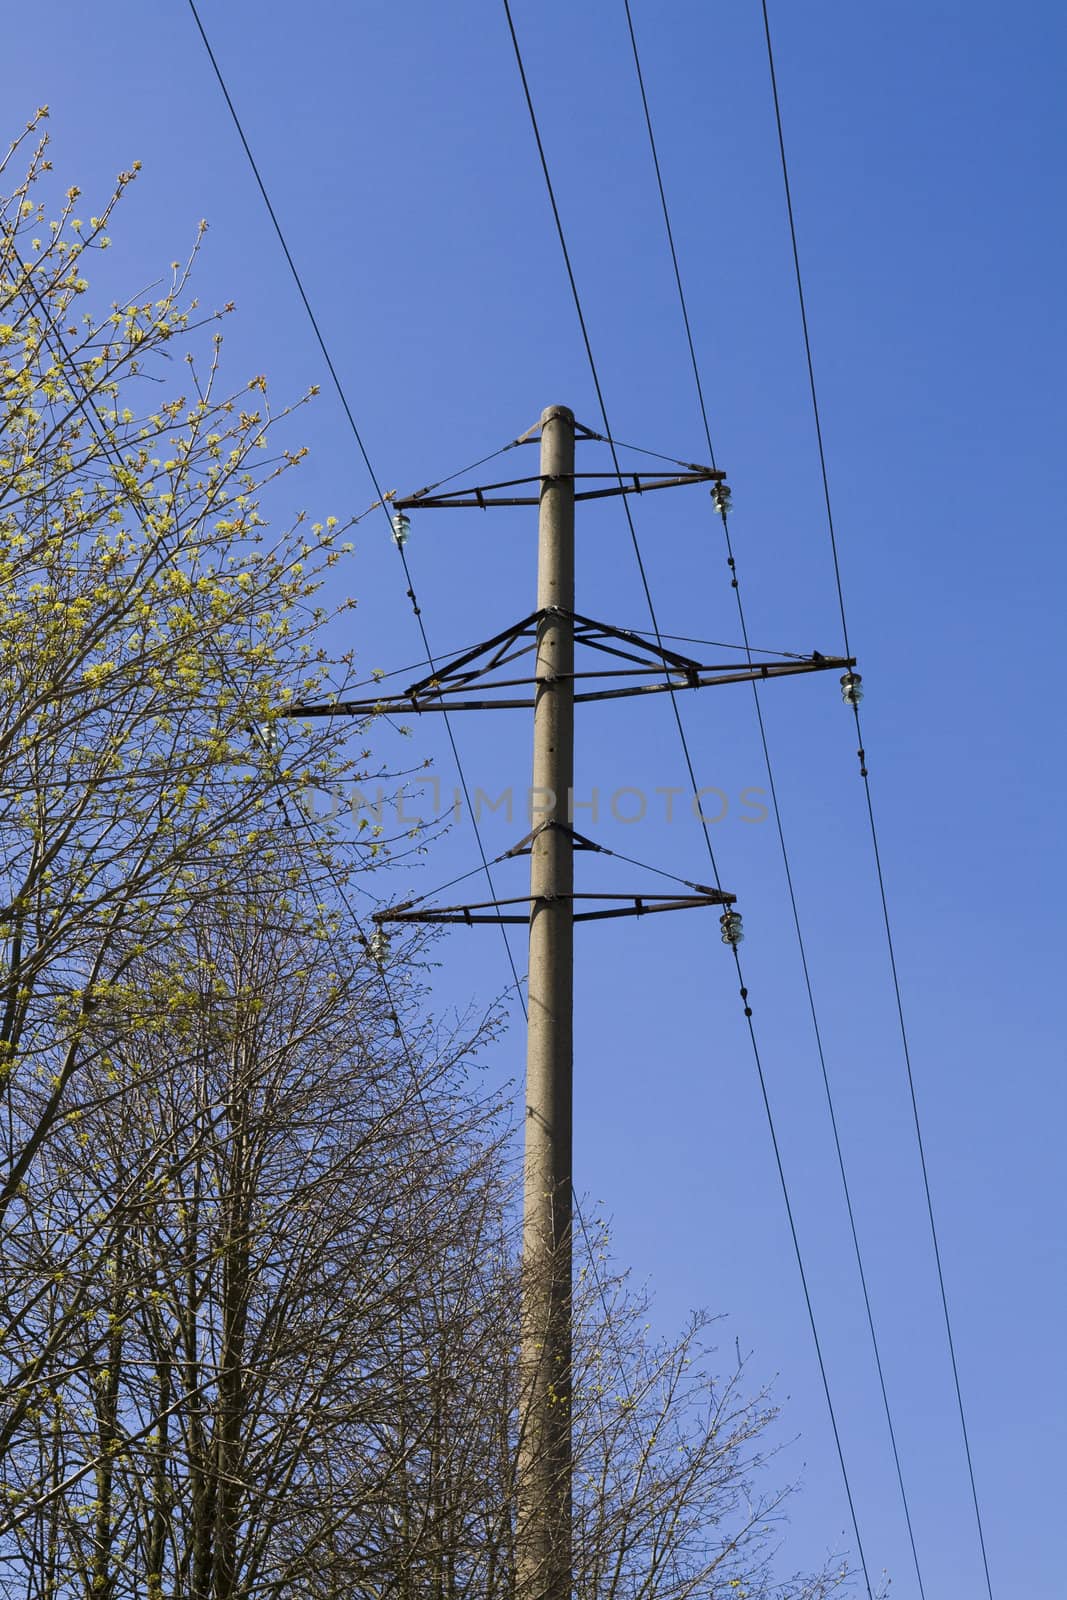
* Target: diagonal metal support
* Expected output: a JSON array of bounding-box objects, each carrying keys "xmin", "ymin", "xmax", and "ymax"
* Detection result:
[
  {"xmin": 503, "ymin": 820, "xmax": 606, "ymax": 859},
  {"xmin": 398, "ymin": 612, "xmax": 541, "ymax": 702},
  {"xmin": 285, "ymin": 608, "xmax": 854, "ymax": 718},
  {"xmin": 569, "ymin": 611, "xmax": 707, "ymax": 681},
  {"xmin": 513, "ymin": 414, "xmax": 613, "ymax": 447}
]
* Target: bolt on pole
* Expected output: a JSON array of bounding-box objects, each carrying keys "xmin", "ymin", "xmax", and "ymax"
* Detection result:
[{"xmin": 517, "ymin": 404, "xmax": 576, "ymax": 1600}]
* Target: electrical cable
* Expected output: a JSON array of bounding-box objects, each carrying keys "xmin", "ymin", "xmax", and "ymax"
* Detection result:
[
  {"xmin": 759, "ymin": 5, "xmax": 995, "ymax": 1594},
  {"xmin": 621, "ymin": 2, "xmax": 929, "ymax": 1592},
  {"xmin": 187, "ymin": 0, "xmax": 528, "ymax": 1020},
  {"xmin": 501, "ymin": 6, "xmax": 874, "ymax": 1592}
]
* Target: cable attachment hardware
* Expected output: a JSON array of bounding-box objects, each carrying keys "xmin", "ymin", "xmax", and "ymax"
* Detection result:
[
  {"xmin": 361, "ymin": 928, "xmax": 390, "ymax": 964},
  {"xmin": 840, "ymin": 670, "xmax": 863, "ymax": 707},
  {"xmin": 711, "ymin": 482, "xmax": 733, "ymax": 517},
  {"xmin": 248, "ymin": 720, "xmax": 278, "ymax": 760},
  {"xmin": 391, "ymin": 510, "xmax": 411, "ymax": 548},
  {"xmin": 720, "ymin": 908, "xmax": 744, "ymax": 947}
]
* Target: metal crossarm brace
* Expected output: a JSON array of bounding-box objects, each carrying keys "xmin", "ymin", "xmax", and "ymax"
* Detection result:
[
  {"xmin": 381, "ymin": 819, "xmax": 734, "ymax": 927},
  {"xmin": 373, "ymin": 889, "xmax": 736, "ymax": 926},
  {"xmin": 392, "ymin": 468, "xmax": 723, "ymax": 510},
  {"xmin": 288, "ymin": 654, "xmax": 854, "ymax": 716},
  {"xmin": 284, "ymin": 604, "xmax": 854, "ymax": 718}
]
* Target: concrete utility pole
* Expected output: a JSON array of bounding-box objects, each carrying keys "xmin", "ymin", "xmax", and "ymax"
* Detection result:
[
  {"xmin": 286, "ymin": 402, "xmax": 852, "ymax": 1600},
  {"xmin": 517, "ymin": 405, "xmax": 576, "ymax": 1600}
]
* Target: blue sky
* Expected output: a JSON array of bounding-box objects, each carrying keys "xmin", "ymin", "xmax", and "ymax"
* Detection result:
[{"xmin": 13, "ymin": 3, "xmax": 1066, "ymax": 1594}]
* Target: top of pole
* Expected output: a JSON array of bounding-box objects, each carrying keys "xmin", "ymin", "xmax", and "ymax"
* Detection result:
[{"xmin": 541, "ymin": 404, "xmax": 574, "ymax": 426}]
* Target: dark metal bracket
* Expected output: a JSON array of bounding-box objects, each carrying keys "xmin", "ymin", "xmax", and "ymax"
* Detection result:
[
  {"xmin": 512, "ymin": 415, "xmax": 610, "ymax": 448},
  {"xmin": 371, "ymin": 819, "xmax": 734, "ymax": 929},
  {"xmin": 392, "ymin": 468, "xmax": 723, "ymax": 511},
  {"xmin": 373, "ymin": 889, "xmax": 735, "ymax": 927},
  {"xmin": 286, "ymin": 607, "xmax": 854, "ymax": 718},
  {"xmin": 502, "ymin": 820, "xmax": 605, "ymax": 858}
]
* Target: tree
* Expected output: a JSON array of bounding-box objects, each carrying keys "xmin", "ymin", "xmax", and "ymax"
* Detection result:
[
  {"xmin": 0, "ymin": 105, "xmax": 360, "ymax": 1543},
  {"xmin": 343, "ymin": 1211, "xmax": 853, "ymax": 1600},
  {"xmin": 0, "ymin": 112, "xmax": 509, "ymax": 1600},
  {"xmin": 0, "ymin": 113, "xmax": 861, "ymax": 1600},
  {"xmin": 2, "ymin": 890, "xmax": 506, "ymax": 1600}
]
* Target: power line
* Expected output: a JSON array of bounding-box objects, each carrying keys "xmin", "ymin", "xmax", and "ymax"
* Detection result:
[
  {"xmin": 620, "ymin": 2, "xmax": 930, "ymax": 1592},
  {"xmin": 500, "ymin": 6, "xmax": 874, "ymax": 1594},
  {"xmin": 500, "ymin": 2, "xmax": 723, "ymax": 891},
  {"xmin": 186, "ymin": 0, "xmax": 527, "ymax": 1019},
  {"xmin": 758, "ymin": 4, "xmax": 995, "ymax": 1596}
]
